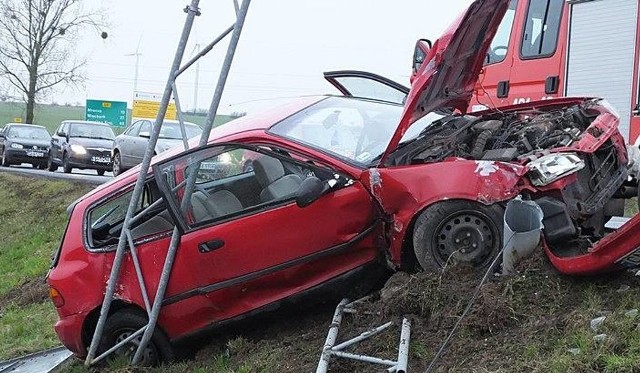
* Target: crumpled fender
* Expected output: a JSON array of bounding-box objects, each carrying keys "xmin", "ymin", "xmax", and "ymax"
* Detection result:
[{"xmin": 361, "ymin": 158, "xmax": 527, "ymax": 263}]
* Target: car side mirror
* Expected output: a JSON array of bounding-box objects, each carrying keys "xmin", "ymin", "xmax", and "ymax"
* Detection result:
[
  {"xmin": 412, "ymin": 38, "xmax": 432, "ymax": 74},
  {"xmin": 58, "ymin": 131, "xmax": 66, "ymax": 137},
  {"xmin": 0, "ymin": 133, "xmax": 4, "ymax": 139},
  {"xmin": 296, "ymin": 176, "xmax": 328, "ymax": 208},
  {"xmin": 139, "ymin": 132, "xmax": 151, "ymax": 138}
]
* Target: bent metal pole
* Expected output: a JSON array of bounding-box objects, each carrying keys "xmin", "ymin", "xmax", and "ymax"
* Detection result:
[
  {"xmin": 84, "ymin": 0, "xmax": 201, "ymax": 365},
  {"xmin": 131, "ymin": 0, "xmax": 252, "ymax": 365}
]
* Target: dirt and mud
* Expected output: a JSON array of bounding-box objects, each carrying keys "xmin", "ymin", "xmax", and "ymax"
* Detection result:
[{"xmin": 165, "ymin": 250, "xmax": 640, "ymax": 372}]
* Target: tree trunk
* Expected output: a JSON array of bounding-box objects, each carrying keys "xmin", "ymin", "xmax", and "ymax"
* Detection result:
[
  {"xmin": 26, "ymin": 92, "xmax": 36, "ymax": 124},
  {"xmin": 26, "ymin": 64, "xmax": 38, "ymax": 124}
]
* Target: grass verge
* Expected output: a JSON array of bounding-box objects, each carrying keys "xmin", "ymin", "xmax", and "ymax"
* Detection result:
[{"xmin": 0, "ymin": 173, "xmax": 91, "ymax": 360}]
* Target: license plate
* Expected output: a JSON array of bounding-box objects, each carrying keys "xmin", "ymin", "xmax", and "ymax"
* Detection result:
[
  {"xmin": 26, "ymin": 151, "xmax": 44, "ymax": 157},
  {"xmin": 91, "ymin": 156, "xmax": 111, "ymax": 164}
]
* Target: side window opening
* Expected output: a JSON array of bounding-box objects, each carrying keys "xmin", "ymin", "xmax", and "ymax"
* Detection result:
[
  {"xmin": 156, "ymin": 145, "xmax": 349, "ymax": 231},
  {"xmin": 485, "ymin": 0, "xmax": 518, "ymax": 65},
  {"xmin": 88, "ymin": 180, "xmax": 173, "ymax": 248},
  {"xmin": 520, "ymin": 0, "xmax": 564, "ymax": 59}
]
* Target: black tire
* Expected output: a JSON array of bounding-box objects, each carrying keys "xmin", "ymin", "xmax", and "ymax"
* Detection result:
[
  {"xmin": 62, "ymin": 152, "xmax": 72, "ymax": 174},
  {"xmin": 413, "ymin": 200, "xmax": 503, "ymax": 272},
  {"xmin": 47, "ymin": 154, "xmax": 58, "ymax": 172},
  {"xmin": 97, "ymin": 169, "xmax": 105, "ymax": 176},
  {"xmin": 37, "ymin": 163, "xmax": 47, "ymax": 170},
  {"xmin": 1, "ymin": 148, "xmax": 10, "ymax": 167},
  {"xmin": 31, "ymin": 163, "xmax": 38, "ymax": 169},
  {"xmin": 112, "ymin": 152, "xmax": 123, "ymax": 176},
  {"xmin": 97, "ymin": 310, "xmax": 174, "ymax": 366}
]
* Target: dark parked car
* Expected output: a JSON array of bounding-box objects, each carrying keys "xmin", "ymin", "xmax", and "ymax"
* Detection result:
[
  {"xmin": 111, "ymin": 119, "xmax": 202, "ymax": 176},
  {"xmin": 48, "ymin": 121, "xmax": 116, "ymax": 175},
  {"xmin": 46, "ymin": 0, "xmax": 640, "ymax": 365},
  {"xmin": 0, "ymin": 123, "xmax": 51, "ymax": 169}
]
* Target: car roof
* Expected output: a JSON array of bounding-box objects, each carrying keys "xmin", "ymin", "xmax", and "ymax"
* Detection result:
[
  {"xmin": 4, "ymin": 123, "xmax": 48, "ymax": 129},
  {"xmin": 63, "ymin": 120, "xmax": 111, "ymax": 127},
  {"xmin": 206, "ymin": 95, "xmax": 325, "ymax": 140}
]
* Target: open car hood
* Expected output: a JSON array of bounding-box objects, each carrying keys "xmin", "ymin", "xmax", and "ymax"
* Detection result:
[{"xmin": 380, "ymin": 0, "xmax": 510, "ymax": 164}]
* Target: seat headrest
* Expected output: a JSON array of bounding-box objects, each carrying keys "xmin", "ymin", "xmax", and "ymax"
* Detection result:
[{"xmin": 253, "ymin": 156, "xmax": 285, "ymax": 187}]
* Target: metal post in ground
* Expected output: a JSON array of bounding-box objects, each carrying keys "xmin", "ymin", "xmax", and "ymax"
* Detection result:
[
  {"xmin": 131, "ymin": 0, "xmax": 252, "ymax": 364},
  {"xmin": 84, "ymin": 0, "xmax": 201, "ymax": 365}
]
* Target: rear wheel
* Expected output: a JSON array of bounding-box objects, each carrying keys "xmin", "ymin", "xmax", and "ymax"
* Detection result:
[
  {"xmin": 97, "ymin": 169, "xmax": 105, "ymax": 176},
  {"xmin": 97, "ymin": 310, "xmax": 174, "ymax": 366},
  {"xmin": 413, "ymin": 200, "xmax": 503, "ymax": 272},
  {"xmin": 112, "ymin": 152, "xmax": 123, "ymax": 176},
  {"xmin": 62, "ymin": 152, "xmax": 72, "ymax": 174}
]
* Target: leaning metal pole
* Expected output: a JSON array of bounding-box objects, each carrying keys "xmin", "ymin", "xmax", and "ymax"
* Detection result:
[
  {"xmin": 131, "ymin": 0, "xmax": 252, "ymax": 364},
  {"xmin": 84, "ymin": 0, "xmax": 201, "ymax": 365}
]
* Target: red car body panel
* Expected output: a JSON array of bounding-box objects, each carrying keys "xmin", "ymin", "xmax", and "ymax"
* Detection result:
[{"xmin": 361, "ymin": 160, "xmax": 525, "ymax": 263}]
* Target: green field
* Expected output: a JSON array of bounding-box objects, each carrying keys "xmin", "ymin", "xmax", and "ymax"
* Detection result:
[{"xmin": 0, "ymin": 101, "xmax": 235, "ymax": 134}]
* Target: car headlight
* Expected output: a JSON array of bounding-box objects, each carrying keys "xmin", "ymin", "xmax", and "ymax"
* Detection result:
[
  {"xmin": 70, "ymin": 144, "xmax": 87, "ymax": 155},
  {"xmin": 528, "ymin": 153, "xmax": 585, "ymax": 186},
  {"xmin": 10, "ymin": 143, "xmax": 23, "ymax": 149}
]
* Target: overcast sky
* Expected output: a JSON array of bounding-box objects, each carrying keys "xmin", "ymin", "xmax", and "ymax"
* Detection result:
[{"xmin": 53, "ymin": 0, "xmax": 471, "ymax": 115}]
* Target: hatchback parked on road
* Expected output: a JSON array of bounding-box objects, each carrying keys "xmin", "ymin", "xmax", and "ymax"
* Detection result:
[
  {"xmin": 46, "ymin": 0, "xmax": 640, "ymax": 365},
  {"xmin": 0, "ymin": 123, "xmax": 51, "ymax": 169},
  {"xmin": 111, "ymin": 119, "xmax": 202, "ymax": 176},
  {"xmin": 48, "ymin": 121, "xmax": 116, "ymax": 175}
]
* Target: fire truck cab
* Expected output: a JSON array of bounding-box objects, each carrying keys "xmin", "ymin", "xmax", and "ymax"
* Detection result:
[{"xmin": 413, "ymin": 0, "xmax": 640, "ymax": 142}]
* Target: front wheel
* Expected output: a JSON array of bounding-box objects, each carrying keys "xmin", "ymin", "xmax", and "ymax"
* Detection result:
[
  {"xmin": 97, "ymin": 310, "xmax": 174, "ymax": 366},
  {"xmin": 62, "ymin": 152, "xmax": 72, "ymax": 174},
  {"xmin": 413, "ymin": 200, "xmax": 503, "ymax": 272},
  {"xmin": 47, "ymin": 154, "xmax": 58, "ymax": 172},
  {"xmin": 97, "ymin": 169, "xmax": 105, "ymax": 176},
  {"xmin": 112, "ymin": 152, "xmax": 123, "ymax": 176},
  {"xmin": 1, "ymin": 148, "xmax": 10, "ymax": 167}
]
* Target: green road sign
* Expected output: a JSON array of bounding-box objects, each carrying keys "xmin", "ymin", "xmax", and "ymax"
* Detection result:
[{"xmin": 85, "ymin": 99, "xmax": 127, "ymax": 127}]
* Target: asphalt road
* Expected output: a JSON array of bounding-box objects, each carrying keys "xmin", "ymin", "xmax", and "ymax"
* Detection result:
[{"xmin": 0, "ymin": 163, "xmax": 113, "ymax": 185}]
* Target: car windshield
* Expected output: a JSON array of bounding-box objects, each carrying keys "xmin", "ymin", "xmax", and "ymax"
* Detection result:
[
  {"xmin": 7, "ymin": 126, "xmax": 50, "ymax": 140},
  {"xmin": 268, "ymin": 96, "xmax": 444, "ymax": 166},
  {"xmin": 159, "ymin": 122, "xmax": 202, "ymax": 140},
  {"xmin": 69, "ymin": 123, "xmax": 115, "ymax": 140}
]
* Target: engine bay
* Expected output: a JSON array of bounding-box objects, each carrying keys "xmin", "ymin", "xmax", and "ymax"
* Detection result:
[{"xmin": 388, "ymin": 101, "xmax": 601, "ymax": 166}]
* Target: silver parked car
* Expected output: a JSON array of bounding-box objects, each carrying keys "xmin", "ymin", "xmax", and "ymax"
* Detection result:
[{"xmin": 111, "ymin": 119, "xmax": 202, "ymax": 176}]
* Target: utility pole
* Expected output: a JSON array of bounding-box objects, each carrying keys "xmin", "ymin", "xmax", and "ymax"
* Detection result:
[
  {"xmin": 125, "ymin": 51, "xmax": 142, "ymax": 93},
  {"xmin": 193, "ymin": 43, "xmax": 201, "ymax": 113},
  {"xmin": 126, "ymin": 37, "xmax": 143, "ymax": 94}
]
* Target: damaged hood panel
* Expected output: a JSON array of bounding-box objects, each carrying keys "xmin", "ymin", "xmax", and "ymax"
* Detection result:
[{"xmin": 381, "ymin": 0, "xmax": 510, "ymax": 163}]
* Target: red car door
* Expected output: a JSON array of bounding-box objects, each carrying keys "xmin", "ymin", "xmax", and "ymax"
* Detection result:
[{"xmin": 153, "ymin": 143, "xmax": 380, "ymax": 335}]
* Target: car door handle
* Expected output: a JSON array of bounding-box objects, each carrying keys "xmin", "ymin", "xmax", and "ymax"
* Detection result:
[{"xmin": 199, "ymin": 239, "xmax": 225, "ymax": 253}]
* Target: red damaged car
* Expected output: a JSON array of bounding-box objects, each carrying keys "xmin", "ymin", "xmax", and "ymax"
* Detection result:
[{"xmin": 47, "ymin": 0, "xmax": 640, "ymax": 364}]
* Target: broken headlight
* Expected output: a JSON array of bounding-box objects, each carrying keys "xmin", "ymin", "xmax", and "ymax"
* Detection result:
[{"xmin": 527, "ymin": 153, "xmax": 585, "ymax": 186}]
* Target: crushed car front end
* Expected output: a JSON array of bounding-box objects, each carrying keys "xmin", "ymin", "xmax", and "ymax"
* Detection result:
[{"xmin": 378, "ymin": 97, "xmax": 636, "ymax": 274}]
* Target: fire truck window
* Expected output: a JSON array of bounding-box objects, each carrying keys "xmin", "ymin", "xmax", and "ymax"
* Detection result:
[
  {"xmin": 520, "ymin": 0, "xmax": 563, "ymax": 59},
  {"xmin": 486, "ymin": 0, "xmax": 517, "ymax": 65}
]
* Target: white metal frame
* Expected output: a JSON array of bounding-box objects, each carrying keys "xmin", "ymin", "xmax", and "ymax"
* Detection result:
[
  {"xmin": 84, "ymin": 0, "xmax": 252, "ymax": 366},
  {"xmin": 316, "ymin": 297, "xmax": 411, "ymax": 373}
]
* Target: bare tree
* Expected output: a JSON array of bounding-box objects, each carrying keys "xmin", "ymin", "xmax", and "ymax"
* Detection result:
[{"xmin": 0, "ymin": 0, "xmax": 105, "ymax": 123}]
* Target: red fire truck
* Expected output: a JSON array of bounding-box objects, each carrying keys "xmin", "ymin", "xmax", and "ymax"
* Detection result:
[{"xmin": 412, "ymin": 0, "xmax": 640, "ymax": 143}]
